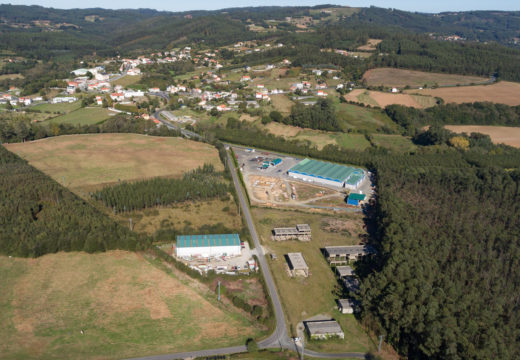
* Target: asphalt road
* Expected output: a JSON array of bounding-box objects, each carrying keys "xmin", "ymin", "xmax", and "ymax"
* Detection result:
[
  {"xmin": 124, "ymin": 149, "xmax": 366, "ymax": 360},
  {"xmin": 153, "ymin": 110, "xmax": 202, "ymax": 140}
]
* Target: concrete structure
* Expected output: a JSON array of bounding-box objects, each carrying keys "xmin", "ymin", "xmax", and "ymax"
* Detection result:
[
  {"xmin": 335, "ymin": 265, "xmax": 354, "ymax": 277},
  {"xmin": 272, "ymin": 224, "xmax": 311, "ymax": 241},
  {"xmin": 338, "ymin": 299, "xmax": 358, "ymax": 314},
  {"xmin": 288, "ymin": 158, "xmax": 365, "ymax": 189},
  {"xmin": 286, "ymin": 252, "xmax": 309, "ymax": 277},
  {"xmin": 304, "ymin": 320, "xmax": 344, "ymax": 340},
  {"xmin": 324, "ymin": 245, "xmax": 371, "ymax": 265},
  {"xmin": 176, "ymin": 234, "xmax": 241, "ymax": 259}
]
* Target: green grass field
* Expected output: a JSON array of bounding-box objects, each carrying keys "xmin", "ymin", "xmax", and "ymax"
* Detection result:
[
  {"xmin": 111, "ymin": 74, "xmax": 143, "ymax": 87},
  {"xmin": 334, "ymin": 134, "xmax": 371, "ymax": 150},
  {"xmin": 32, "ymin": 101, "xmax": 81, "ymax": 113},
  {"xmin": 0, "ymin": 251, "xmax": 260, "ymax": 360},
  {"xmin": 371, "ymin": 134, "xmax": 417, "ymax": 152},
  {"xmin": 46, "ymin": 107, "xmax": 111, "ymax": 126},
  {"xmin": 335, "ymin": 102, "xmax": 398, "ymax": 133}
]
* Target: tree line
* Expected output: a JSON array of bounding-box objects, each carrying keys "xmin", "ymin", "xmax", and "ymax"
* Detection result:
[
  {"xmin": 0, "ymin": 145, "xmax": 149, "ymax": 257},
  {"xmin": 93, "ymin": 164, "xmax": 229, "ymax": 213}
]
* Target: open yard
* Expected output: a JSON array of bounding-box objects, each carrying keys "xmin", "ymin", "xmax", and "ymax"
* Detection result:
[
  {"xmin": 405, "ymin": 81, "xmax": 520, "ymax": 106},
  {"xmin": 115, "ymin": 199, "xmax": 243, "ymax": 236},
  {"xmin": 344, "ymin": 89, "xmax": 437, "ymax": 109},
  {"xmin": 445, "ymin": 125, "xmax": 520, "ymax": 148},
  {"xmin": 270, "ymin": 94, "xmax": 295, "ymax": 114},
  {"xmin": 0, "ymin": 251, "xmax": 259, "ymax": 360},
  {"xmin": 362, "ymin": 68, "xmax": 488, "ymax": 88},
  {"xmin": 111, "ymin": 74, "xmax": 143, "ymax": 87},
  {"xmin": 252, "ymin": 208, "xmax": 374, "ymax": 353},
  {"xmin": 4, "ymin": 133, "xmax": 223, "ymax": 191},
  {"xmin": 45, "ymin": 106, "xmax": 111, "ymax": 125}
]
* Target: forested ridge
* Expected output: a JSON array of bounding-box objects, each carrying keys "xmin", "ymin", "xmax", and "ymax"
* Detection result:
[
  {"xmin": 0, "ymin": 145, "xmax": 148, "ymax": 257},
  {"xmin": 359, "ymin": 164, "xmax": 520, "ymax": 359},
  {"xmin": 93, "ymin": 164, "xmax": 229, "ymax": 213}
]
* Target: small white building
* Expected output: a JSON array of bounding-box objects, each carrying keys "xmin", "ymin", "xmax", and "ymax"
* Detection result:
[
  {"xmin": 176, "ymin": 234, "xmax": 241, "ymax": 259},
  {"xmin": 338, "ymin": 298, "xmax": 358, "ymax": 314}
]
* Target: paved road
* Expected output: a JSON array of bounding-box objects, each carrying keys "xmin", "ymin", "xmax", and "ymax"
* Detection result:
[
  {"xmin": 125, "ymin": 149, "xmax": 366, "ymax": 360},
  {"xmin": 153, "ymin": 110, "xmax": 202, "ymax": 140}
]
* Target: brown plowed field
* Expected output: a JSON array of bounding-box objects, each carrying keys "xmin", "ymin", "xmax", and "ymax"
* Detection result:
[
  {"xmin": 363, "ymin": 68, "xmax": 488, "ymax": 88},
  {"xmin": 406, "ymin": 81, "xmax": 520, "ymax": 106}
]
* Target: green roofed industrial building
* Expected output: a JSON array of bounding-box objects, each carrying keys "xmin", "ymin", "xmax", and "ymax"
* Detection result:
[
  {"xmin": 176, "ymin": 234, "xmax": 242, "ymax": 258},
  {"xmin": 288, "ymin": 158, "xmax": 365, "ymax": 189}
]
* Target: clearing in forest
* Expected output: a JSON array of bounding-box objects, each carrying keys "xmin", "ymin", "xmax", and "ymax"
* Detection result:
[
  {"xmin": 363, "ymin": 68, "xmax": 488, "ymax": 88},
  {"xmin": 445, "ymin": 125, "xmax": 520, "ymax": 148},
  {"xmin": 0, "ymin": 251, "xmax": 258, "ymax": 359},
  {"xmin": 4, "ymin": 133, "xmax": 222, "ymax": 190},
  {"xmin": 357, "ymin": 38, "xmax": 382, "ymax": 51},
  {"xmin": 406, "ymin": 81, "xmax": 520, "ymax": 106}
]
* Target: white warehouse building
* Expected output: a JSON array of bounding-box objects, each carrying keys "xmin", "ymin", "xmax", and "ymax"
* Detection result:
[
  {"xmin": 175, "ymin": 234, "xmax": 242, "ymax": 259},
  {"xmin": 288, "ymin": 158, "xmax": 365, "ymax": 189}
]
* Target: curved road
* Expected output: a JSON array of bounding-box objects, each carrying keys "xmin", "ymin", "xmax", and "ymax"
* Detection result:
[{"xmin": 125, "ymin": 149, "xmax": 366, "ymax": 360}]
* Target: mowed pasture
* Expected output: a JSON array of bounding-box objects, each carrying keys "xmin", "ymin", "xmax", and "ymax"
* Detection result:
[
  {"xmin": 445, "ymin": 125, "xmax": 520, "ymax": 148},
  {"xmin": 344, "ymin": 89, "xmax": 437, "ymax": 109},
  {"xmin": 406, "ymin": 81, "xmax": 520, "ymax": 106},
  {"xmin": 46, "ymin": 107, "xmax": 112, "ymax": 126},
  {"xmin": 363, "ymin": 68, "xmax": 488, "ymax": 88},
  {"xmin": 5, "ymin": 133, "xmax": 223, "ymax": 191},
  {"xmin": 0, "ymin": 251, "xmax": 258, "ymax": 360}
]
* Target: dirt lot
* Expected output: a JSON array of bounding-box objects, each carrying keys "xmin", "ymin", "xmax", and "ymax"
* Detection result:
[
  {"xmin": 345, "ymin": 89, "xmax": 436, "ymax": 108},
  {"xmin": 0, "ymin": 251, "xmax": 258, "ymax": 359},
  {"xmin": 406, "ymin": 81, "xmax": 520, "ymax": 106},
  {"xmin": 5, "ymin": 133, "xmax": 223, "ymax": 191},
  {"xmin": 445, "ymin": 125, "xmax": 520, "ymax": 148},
  {"xmin": 357, "ymin": 38, "xmax": 382, "ymax": 51},
  {"xmin": 363, "ymin": 68, "xmax": 488, "ymax": 88}
]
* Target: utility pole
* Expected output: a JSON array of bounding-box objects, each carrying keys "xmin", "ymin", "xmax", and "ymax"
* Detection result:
[
  {"xmin": 129, "ymin": 218, "xmax": 133, "ymax": 231},
  {"xmin": 217, "ymin": 281, "xmax": 221, "ymax": 301},
  {"xmin": 300, "ymin": 335, "xmax": 304, "ymax": 360},
  {"xmin": 378, "ymin": 334, "xmax": 384, "ymax": 353}
]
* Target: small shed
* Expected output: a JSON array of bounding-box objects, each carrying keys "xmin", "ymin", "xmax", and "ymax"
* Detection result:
[
  {"xmin": 338, "ymin": 298, "xmax": 358, "ymax": 314},
  {"xmin": 347, "ymin": 193, "xmax": 366, "ymax": 206},
  {"xmin": 271, "ymin": 158, "xmax": 282, "ymax": 166},
  {"xmin": 286, "ymin": 252, "xmax": 309, "ymax": 277},
  {"xmin": 335, "ymin": 265, "xmax": 354, "ymax": 277},
  {"xmin": 304, "ymin": 320, "xmax": 344, "ymax": 339}
]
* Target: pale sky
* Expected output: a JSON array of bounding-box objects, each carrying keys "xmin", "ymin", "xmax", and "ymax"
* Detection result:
[{"xmin": 3, "ymin": 0, "xmax": 519, "ymax": 13}]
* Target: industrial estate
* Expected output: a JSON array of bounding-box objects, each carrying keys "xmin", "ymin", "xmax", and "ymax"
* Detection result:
[{"xmin": 2, "ymin": 3, "xmax": 520, "ymax": 360}]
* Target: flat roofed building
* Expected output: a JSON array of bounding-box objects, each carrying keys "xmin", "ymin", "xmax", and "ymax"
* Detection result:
[
  {"xmin": 286, "ymin": 252, "xmax": 309, "ymax": 277},
  {"xmin": 324, "ymin": 245, "xmax": 371, "ymax": 265},
  {"xmin": 272, "ymin": 224, "xmax": 311, "ymax": 241},
  {"xmin": 338, "ymin": 299, "xmax": 358, "ymax": 314},
  {"xmin": 335, "ymin": 265, "xmax": 354, "ymax": 277},
  {"xmin": 176, "ymin": 234, "xmax": 241, "ymax": 258},
  {"xmin": 305, "ymin": 320, "xmax": 344, "ymax": 339},
  {"xmin": 288, "ymin": 158, "xmax": 365, "ymax": 189}
]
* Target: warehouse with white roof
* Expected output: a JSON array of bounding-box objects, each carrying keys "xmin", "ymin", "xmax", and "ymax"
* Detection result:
[{"xmin": 175, "ymin": 234, "xmax": 242, "ymax": 258}]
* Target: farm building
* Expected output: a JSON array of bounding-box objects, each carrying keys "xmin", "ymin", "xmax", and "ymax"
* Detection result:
[
  {"xmin": 305, "ymin": 320, "xmax": 344, "ymax": 340},
  {"xmin": 324, "ymin": 245, "xmax": 372, "ymax": 265},
  {"xmin": 271, "ymin": 158, "xmax": 282, "ymax": 166},
  {"xmin": 176, "ymin": 234, "xmax": 241, "ymax": 259},
  {"xmin": 286, "ymin": 252, "xmax": 309, "ymax": 277},
  {"xmin": 335, "ymin": 265, "xmax": 354, "ymax": 277},
  {"xmin": 347, "ymin": 193, "xmax": 366, "ymax": 206},
  {"xmin": 272, "ymin": 224, "xmax": 311, "ymax": 241},
  {"xmin": 288, "ymin": 158, "xmax": 365, "ymax": 189},
  {"xmin": 338, "ymin": 298, "xmax": 358, "ymax": 314}
]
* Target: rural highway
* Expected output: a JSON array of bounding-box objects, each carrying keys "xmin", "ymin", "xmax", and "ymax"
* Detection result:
[
  {"xmin": 125, "ymin": 149, "xmax": 366, "ymax": 360},
  {"xmin": 153, "ymin": 110, "xmax": 202, "ymax": 140}
]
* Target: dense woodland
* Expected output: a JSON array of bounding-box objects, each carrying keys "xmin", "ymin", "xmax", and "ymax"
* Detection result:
[
  {"xmin": 0, "ymin": 145, "xmax": 148, "ymax": 257},
  {"xmin": 93, "ymin": 164, "xmax": 229, "ymax": 212},
  {"xmin": 359, "ymin": 162, "xmax": 520, "ymax": 359}
]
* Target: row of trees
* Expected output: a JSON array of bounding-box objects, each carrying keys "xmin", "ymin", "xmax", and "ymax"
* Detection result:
[
  {"xmin": 93, "ymin": 164, "xmax": 229, "ymax": 213},
  {"xmin": 0, "ymin": 146, "xmax": 148, "ymax": 257}
]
